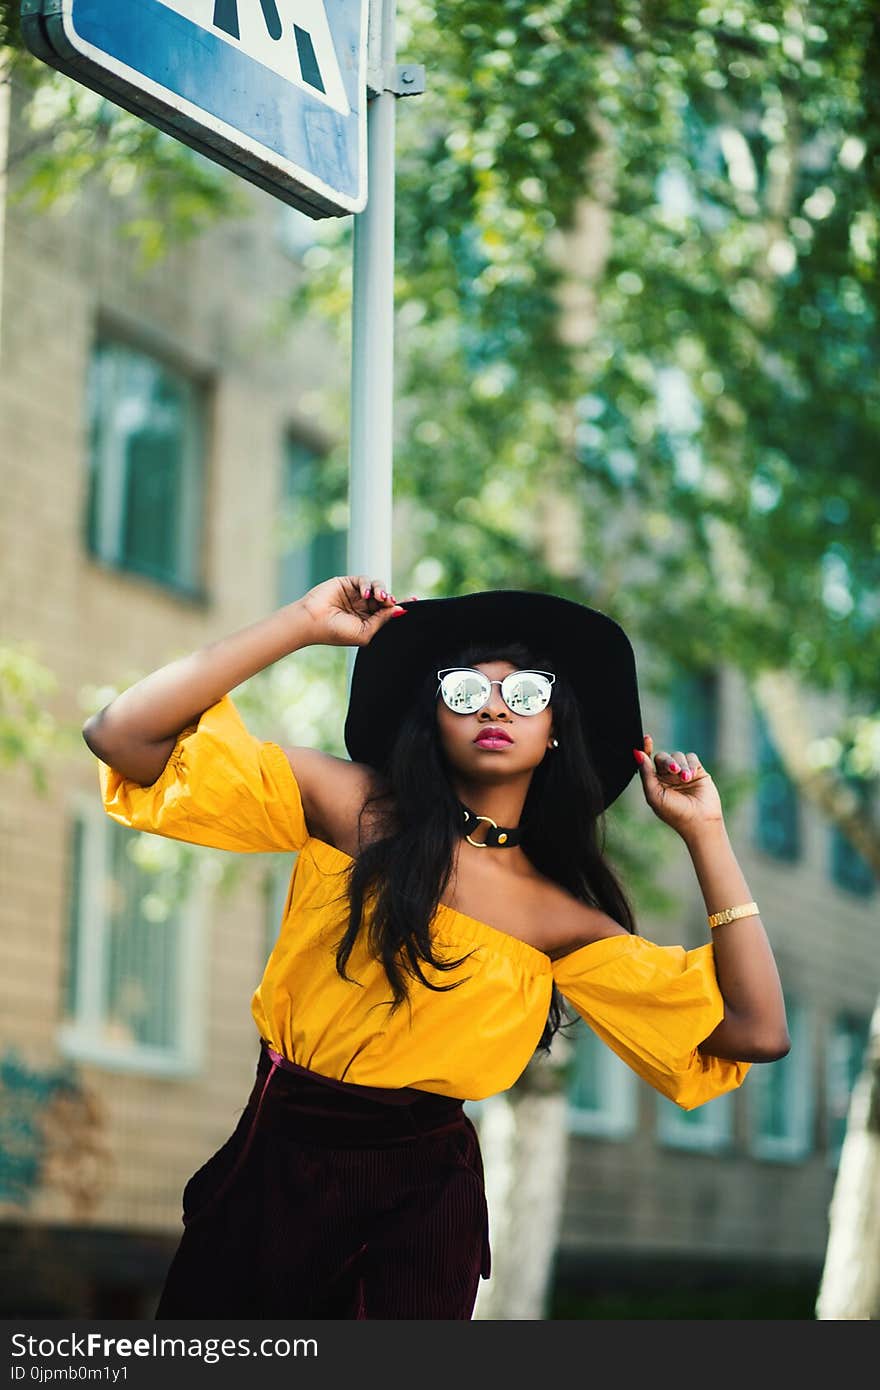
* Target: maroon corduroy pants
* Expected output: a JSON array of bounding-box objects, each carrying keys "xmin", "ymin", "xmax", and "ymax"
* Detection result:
[{"xmin": 154, "ymin": 1040, "xmax": 491, "ymax": 1319}]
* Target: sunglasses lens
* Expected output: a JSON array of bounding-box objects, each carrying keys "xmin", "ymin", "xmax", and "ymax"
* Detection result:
[
  {"xmin": 440, "ymin": 669, "xmax": 489, "ymax": 712},
  {"xmin": 502, "ymin": 672, "xmax": 552, "ymax": 714}
]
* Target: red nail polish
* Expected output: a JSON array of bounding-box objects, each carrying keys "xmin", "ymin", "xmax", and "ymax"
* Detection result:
[{"xmin": 633, "ymin": 749, "xmax": 644, "ymax": 763}]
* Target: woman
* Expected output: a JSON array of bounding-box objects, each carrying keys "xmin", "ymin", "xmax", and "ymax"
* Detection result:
[{"xmin": 84, "ymin": 575, "xmax": 790, "ymax": 1320}]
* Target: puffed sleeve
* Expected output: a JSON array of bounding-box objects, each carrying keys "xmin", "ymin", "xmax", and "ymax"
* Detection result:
[
  {"xmin": 97, "ymin": 693, "xmax": 309, "ymax": 853},
  {"xmin": 552, "ymin": 934, "xmax": 751, "ymax": 1111}
]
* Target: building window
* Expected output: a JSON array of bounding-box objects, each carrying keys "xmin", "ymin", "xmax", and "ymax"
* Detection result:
[
  {"xmin": 752, "ymin": 703, "xmax": 800, "ymax": 861},
  {"xmin": 59, "ymin": 799, "xmax": 205, "ymax": 1076},
  {"xmin": 826, "ymin": 1011, "xmax": 872, "ymax": 1167},
  {"xmin": 276, "ymin": 435, "xmax": 347, "ymax": 605},
  {"xmin": 748, "ymin": 998, "xmax": 813, "ymax": 1161},
  {"xmin": 668, "ymin": 667, "xmax": 720, "ymax": 769},
  {"xmin": 85, "ymin": 338, "xmax": 206, "ymax": 594},
  {"xmin": 656, "ymin": 1089, "xmax": 734, "ymax": 1152},
  {"xmin": 566, "ymin": 1021, "xmax": 638, "ymax": 1139},
  {"xmin": 829, "ymin": 777, "xmax": 877, "ymax": 897}
]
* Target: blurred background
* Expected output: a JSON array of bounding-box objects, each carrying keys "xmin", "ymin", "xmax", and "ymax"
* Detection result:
[{"xmin": 1, "ymin": 1, "xmax": 878, "ymax": 1320}]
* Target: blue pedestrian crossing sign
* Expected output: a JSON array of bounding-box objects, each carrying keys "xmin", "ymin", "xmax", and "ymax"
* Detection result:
[{"xmin": 21, "ymin": 1, "xmax": 369, "ymax": 217}]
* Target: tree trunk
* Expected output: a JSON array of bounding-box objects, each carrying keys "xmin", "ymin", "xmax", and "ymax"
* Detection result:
[
  {"xmin": 472, "ymin": 1054, "xmax": 571, "ymax": 1320},
  {"xmin": 815, "ymin": 995, "xmax": 880, "ymax": 1319}
]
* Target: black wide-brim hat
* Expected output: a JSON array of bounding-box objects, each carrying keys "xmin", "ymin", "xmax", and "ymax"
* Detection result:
[{"xmin": 344, "ymin": 589, "xmax": 644, "ymax": 812}]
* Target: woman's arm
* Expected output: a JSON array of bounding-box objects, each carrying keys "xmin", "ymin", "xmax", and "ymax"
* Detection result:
[
  {"xmin": 633, "ymin": 734, "xmax": 790, "ymax": 1064},
  {"xmin": 684, "ymin": 820, "xmax": 790, "ymax": 1062},
  {"xmin": 82, "ymin": 575, "xmax": 405, "ymax": 786}
]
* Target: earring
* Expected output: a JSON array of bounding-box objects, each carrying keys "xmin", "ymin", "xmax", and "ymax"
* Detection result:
[{"xmin": 550, "ymin": 738, "xmax": 559, "ymax": 748}]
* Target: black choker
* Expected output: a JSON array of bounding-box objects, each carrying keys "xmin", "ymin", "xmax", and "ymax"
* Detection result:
[{"xmin": 459, "ymin": 801, "xmax": 523, "ymax": 848}]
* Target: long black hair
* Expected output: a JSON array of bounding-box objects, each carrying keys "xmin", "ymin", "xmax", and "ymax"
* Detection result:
[{"xmin": 331, "ymin": 639, "xmax": 638, "ymax": 1055}]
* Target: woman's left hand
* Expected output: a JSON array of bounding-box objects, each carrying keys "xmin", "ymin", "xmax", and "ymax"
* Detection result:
[{"xmin": 633, "ymin": 735, "xmax": 724, "ymax": 838}]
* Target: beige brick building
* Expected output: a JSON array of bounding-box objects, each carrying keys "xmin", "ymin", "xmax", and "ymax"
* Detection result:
[{"xmin": 1, "ymin": 72, "xmax": 877, "ymax": 1319}]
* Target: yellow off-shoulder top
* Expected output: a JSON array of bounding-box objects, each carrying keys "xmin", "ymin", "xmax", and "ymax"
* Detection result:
[{"xmin": 97, "ymin": 694, "xmax": 751, "ymax": 1109}]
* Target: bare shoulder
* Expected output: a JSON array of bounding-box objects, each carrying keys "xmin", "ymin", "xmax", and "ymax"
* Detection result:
[{"xmin": 279, "ymin": 745, "xmax": 391, "ymax": 852}]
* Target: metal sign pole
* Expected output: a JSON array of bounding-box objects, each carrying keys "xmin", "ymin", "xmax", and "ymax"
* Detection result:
[
  {"xmin": 347, "ymin": 0, "xmax": 396, "ymax": 692},
  {"xmin": 346, "ymin": 1, "xmax": 422, "ymax": 691}
]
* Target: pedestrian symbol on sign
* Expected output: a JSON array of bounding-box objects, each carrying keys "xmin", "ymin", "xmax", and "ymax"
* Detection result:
[{"xmin": 155, "ymin": 0, "xmax": 351, "ymax": 115}]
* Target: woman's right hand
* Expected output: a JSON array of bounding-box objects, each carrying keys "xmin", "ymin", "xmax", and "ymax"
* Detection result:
[{"xmin": 298, "ymin": 575, "xmax": 413, "ymax": 648}]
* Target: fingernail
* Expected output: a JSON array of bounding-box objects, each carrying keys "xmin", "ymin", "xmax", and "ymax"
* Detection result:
[
  {"xmin": 391, "ymin": 608, "xmax": 407, "ymax": 617},
  {"xmin": 681, "ymin": 770, "xmax": 691, "ymax": 781},
  {"xmin": 669, "ymin": 762, "xmax": 679, "ymax": 772},
  {"xmin": 633, "ymin": 749, "xmax": 644, "ymax": 763}
]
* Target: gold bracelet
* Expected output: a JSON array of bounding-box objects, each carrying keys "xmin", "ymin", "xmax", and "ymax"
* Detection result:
[{"xmin": 707, "ymin": 901, "xmax": 759, "ymax": 929}]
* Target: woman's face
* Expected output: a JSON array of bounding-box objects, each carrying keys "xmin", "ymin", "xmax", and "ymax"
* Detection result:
[{"xmin": 435, "ymin": 660, "xmax": 556, "ymax": 778}]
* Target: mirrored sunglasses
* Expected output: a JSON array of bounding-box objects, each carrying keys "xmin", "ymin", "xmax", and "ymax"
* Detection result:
[{"xmin": 436, "ymin": 667, "xmax": 556, "ymax": 716}]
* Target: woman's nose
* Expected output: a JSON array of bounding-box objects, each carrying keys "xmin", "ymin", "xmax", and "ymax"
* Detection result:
[{"xmin": 480, "ymin": 701, "xmax": 509, "ymax": 719}]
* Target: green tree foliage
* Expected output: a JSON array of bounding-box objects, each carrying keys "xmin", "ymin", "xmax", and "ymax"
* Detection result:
[
  {"xmin": 358, "ymin": 3, "xmax": 880, "ymax": 705},
  {"xmin": 0, "ymin": 642, "xmax": 69, "ymax": 793},
  {"xmin": 294, "ymin": 2, "xmax": 880, "ymax": 841}
]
